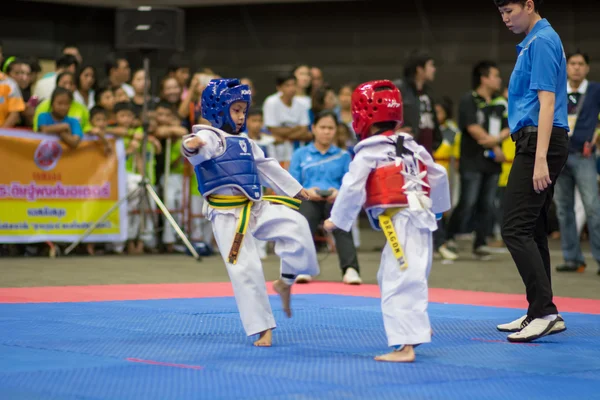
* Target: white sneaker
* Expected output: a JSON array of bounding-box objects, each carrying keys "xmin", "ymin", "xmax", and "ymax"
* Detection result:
[
  {"xmin": 295, "ymin": 274, "xmax": 312, "ymax": 284},
  {"xmin": 498, "ymin": 314, "xmax": 566, "ymax": 334},
  {"xmin": 497, "ymin": 315, "xmax": 530, "ymax": 332},
  {"xmin": 438, "ymin": 245, "xmax": 458, "ymax": 261},
  {"xmin": 548, "ymin": 315, "xmax": 567, "ymax": 335},
  {"xmin": 473, "ymin": 246, "xmax": 492, "ymax": 261},
  {"xmin": 507, "ymin": 317, "xmax": 561, "ymax": 342},
  {"xmin": 342, "ymin": 268, "xmax": 362, "ymax": 285}
]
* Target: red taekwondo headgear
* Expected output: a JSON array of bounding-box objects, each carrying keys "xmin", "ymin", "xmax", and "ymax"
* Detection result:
[{"xmin": 351, "ymin": 80, "xmax": 403, "ymax": 141}]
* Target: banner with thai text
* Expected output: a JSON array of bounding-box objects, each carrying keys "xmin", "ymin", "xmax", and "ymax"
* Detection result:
[{"xmin": 0, "ymin": 129, "xmax": 127, "ymax": 243}]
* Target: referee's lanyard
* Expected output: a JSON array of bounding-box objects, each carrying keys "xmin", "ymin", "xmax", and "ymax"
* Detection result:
[{"xmin": 567, "ymin": 93, "xmax": 582, "ymax": 136}]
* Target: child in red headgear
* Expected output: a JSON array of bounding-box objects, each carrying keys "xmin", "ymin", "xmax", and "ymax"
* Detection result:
[{"xmin": 324, "ymin": 80, "xmax": 451, "ymax": 362}]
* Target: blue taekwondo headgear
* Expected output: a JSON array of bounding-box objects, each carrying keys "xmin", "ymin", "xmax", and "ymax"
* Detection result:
[{"xmin": 201, "ymin": 78, "xmax": 252, "ymax": 132}]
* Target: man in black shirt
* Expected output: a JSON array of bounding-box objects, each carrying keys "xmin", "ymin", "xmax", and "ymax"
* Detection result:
[
  {"xmin": 393, "ymin": 50, "xmax": 442, "ymax": 154},
  {"xmin": 447, "ymin": 61, "xmax": 510, "ymax": 259},
  {"xmin": 394, "ymin": 50, "xmax": 457, "ymax": 261}
]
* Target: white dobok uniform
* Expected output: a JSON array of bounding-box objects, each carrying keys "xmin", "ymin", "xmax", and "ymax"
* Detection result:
[
  {"xmin": 330, "ymin": 132, "xmax": 451, "ymax": 347},
  {"xmin": 182, "ymin": 125, "xmax": 319, "ymax": 336}
]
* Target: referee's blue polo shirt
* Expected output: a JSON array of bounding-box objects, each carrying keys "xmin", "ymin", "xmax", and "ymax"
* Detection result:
[{"xmin": 507, "ymin": 19, "xmax": 569, "ymax": 135}]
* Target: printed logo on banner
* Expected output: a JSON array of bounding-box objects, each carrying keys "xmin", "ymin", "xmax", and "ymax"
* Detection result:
[{"xmin": 33, "ymin": 140, "xmax": 62, "ymax": 171}]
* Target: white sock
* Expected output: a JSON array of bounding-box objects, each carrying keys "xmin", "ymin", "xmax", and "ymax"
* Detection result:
[{"xmin": 541, "ymin": 314, "xmax": 558, "ymax": 322}]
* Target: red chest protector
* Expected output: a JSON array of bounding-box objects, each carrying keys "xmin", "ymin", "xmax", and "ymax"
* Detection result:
[{"xmin": 364, "ymin": 133, "xmax": 430, "ymax": 210}]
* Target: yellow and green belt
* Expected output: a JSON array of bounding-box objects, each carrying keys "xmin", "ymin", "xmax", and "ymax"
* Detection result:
[{"xmin": 207, "ymin": 194, "xmax": 301, "ymax": 264}]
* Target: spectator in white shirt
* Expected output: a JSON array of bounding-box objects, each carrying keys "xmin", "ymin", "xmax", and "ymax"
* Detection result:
[
  {"xmin": 33, "ymin": 54, "xmax": 78, "ymax": 101},
  {"xmin": 74, "ymin": 65, "xmax": 96, "ymax": 109},
  {"xmin": 262, "ymin": 72, "xmax": 313, "ymax": 167}
]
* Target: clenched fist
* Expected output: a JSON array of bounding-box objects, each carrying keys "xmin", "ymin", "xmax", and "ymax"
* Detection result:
[
  {"xmin": 185, "ymin": 136, "xmax": 206, "ymax": 150},
  {"xmin": 323, "ymin": 219, "xmax": 337, "ymax": 232},
  {"xmin": 295, "ymin": 188, "xmax": 311, "ymax": 200}
]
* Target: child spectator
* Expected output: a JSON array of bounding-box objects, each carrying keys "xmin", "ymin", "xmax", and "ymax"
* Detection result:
[
  {"xmin": 37, "ymin": 87, "xmax": 83, "ymax": 149},
  {"xmin": 152, "ymin": 101, "xmax": 189, "ymax": 253},
  {"xmin": 112, "ymin": 101, "xmax": 161, "ymax": 254},
  {"xmin": 89, "ymin": 105, "xmax": 112, "ymax": 156},
  {"xmin": 33, "ymin": 72, "xmax": 91, "ymax": 133},
  {"xmin": 95, "ymin": 85, "xmax": 116, "ymax": 124}
]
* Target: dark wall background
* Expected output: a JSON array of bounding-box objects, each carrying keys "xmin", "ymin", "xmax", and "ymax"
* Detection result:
[{"xmin": 2, "ymin": 0, "xmax": 599, "ymax": 106}]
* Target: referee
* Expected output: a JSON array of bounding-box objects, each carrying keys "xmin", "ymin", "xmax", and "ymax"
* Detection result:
[{"xmin": 494, "ymin": 0, "xmax": 569, "ymax": 343}]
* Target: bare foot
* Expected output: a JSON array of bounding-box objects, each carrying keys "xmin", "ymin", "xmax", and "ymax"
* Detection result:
[
  {"xmin": 374, "ymin": 345, "xmax": 415, "ymax": 363},
  {"xmin": 273, "ymin": 279, "xmax": 292, "ymax": 318},
  {"xmin": 253, "ymin": 329, "xmax": 272, "ymax": 347}
]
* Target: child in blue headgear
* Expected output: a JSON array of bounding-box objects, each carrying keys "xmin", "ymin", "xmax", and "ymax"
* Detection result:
[{"xmin": 182, "ymin": 78, "xmax": 319, "ymax": 346}]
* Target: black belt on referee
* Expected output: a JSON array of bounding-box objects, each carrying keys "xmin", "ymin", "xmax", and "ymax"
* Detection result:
[
  {"xmin": 511, "ymin": 126, "xmax": 538, "ymax": 142},
  {"xmin": 511, "ymin": 126, "xmax": 568, "ymax": 142}
]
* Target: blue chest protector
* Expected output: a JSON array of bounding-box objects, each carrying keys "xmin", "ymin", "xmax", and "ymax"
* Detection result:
[{"xmin": 194, "ymin": 129, "xmax": 262, "ymax": 201}]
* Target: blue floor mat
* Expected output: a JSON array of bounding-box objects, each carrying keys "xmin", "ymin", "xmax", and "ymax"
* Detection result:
[{"xmin": 0, "ymin": 295, "xmax": 598, "ymax": 400}]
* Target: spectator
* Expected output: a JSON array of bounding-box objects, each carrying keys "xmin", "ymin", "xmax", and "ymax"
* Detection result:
[
  {"xmin": 6, "ymin": 58, "xmax": 31, "ymax": 100},
  {"xmin": 105, "ymin": 54, "xmax": 133, "ymax": 97},
  {"xmin": 37, "ymin": 87, "xmax": 83, "ymax": 149},
  {"xmin": 311, "ymin": 66, "xmax": 324, "ymax": 92},
  {"xmin": 289, "ymin": 110, "xmax": 361, "ymax": 285},
  {"xmin": 432, "ymin": 96, "xmax": 460, "ymax": 261},
  {"xmin": 159, "ymin": 75, "xmax": 182, "ymax": 107},
  {"xmin": 335, "ymin": 122, "xmax": 353, "ymax": 153},
  {"xmin": 394, "ymin": 50, "xmax": 441, "ymax": 153},
  {"xmin": 240, "ymin": 107, "xmax": 275, "ymax": 259},
  {"xmin": 130, "ymin": 68, "xmax": 159, "ymax": 121},
  {"xmin": 554, "ymin": 50, "xmax": 600, "ymax": 274},
  {"xmin": 337, "ymin": 83, "xmax": 355, "ymax": 135},
  {"xmin": 446, "ymin": 60, "xmax": 509, "ymax": 260},
  {"xmin": 309, "ymin": 85, "xmax": 338, "ymax": 125},
  {"xmin": 88, "ymin": 105, "xmax": 111, "ymax": 156},
  {"xmin": 112, "ymin": 101, "xmax": 161, "ymax": 254},
  {"xmin": 178, "ymin": 71, "xmax": 208, "ymax": 128},
  {"xmin": 27, "ymin": 58, "xmax": 42, "ymax": 87},
  {"xmin": 490, "ymin": 92, "xmax": 516, "ymax": 247},
  {"xmin": 40, "ymin": 45, "xmax": 82, "ymax": 79},
  {"xmin": 155, "ymin": 76, "xmax": 183, "ymax": 184},
  {"xmin": 62, "ymin": 44, "xmax": 82, "ymax": 65},
  {"xmin": 242, "ymin": 107, "xmax": 276, "ymax": 158},
  {"xmin": 154, "ymin": 101, "xmax": 192, "ymax": 253},
  {"xmin": 95, "ymin": 85, "xmax": 116, "ymax": 124},
  {"xmin": 396, "ymin": 50, "xmax": 453, "ymax": 260},
  {"xmin": 113, "ymin": 86, "xmax": 130, "ymax": 104},
  {"xmin": 0, "ymin": 68, "xmax": 25, "ymax": 128},
  {"xmin": 294, "ymin": 64, "xmax": 312, "ymax": 107},
  {"xmin": 74, "ymin": 65, "xmax": 96, "ymax": 109},
  {"xmin": 6, "ymin": 58, "xmax": 35, "ymax": 127},
  {"xmin": 33, "ymin": 54, "xmax": 78, "ymax": 101},
  {"xmin": 167, "ymin": 55, "xmax": 191, "ymax": 100},
  {"xmin": 263, "ymin": 72, "xmax": 312, "ymax": 167},
  {"xmin": 33, "ymin": 71, "xmax": 91, "ymax": 132}
]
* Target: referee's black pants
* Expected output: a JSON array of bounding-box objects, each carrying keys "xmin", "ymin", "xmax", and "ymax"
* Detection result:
[{"xmin": 501, "ymin": 127, "xmax": 568, "ymax": 319}]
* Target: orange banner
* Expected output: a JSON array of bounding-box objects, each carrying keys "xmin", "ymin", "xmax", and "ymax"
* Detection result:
[{"xmin": 0, "ymin": 130, "xmax": 126, "ymax": 243}]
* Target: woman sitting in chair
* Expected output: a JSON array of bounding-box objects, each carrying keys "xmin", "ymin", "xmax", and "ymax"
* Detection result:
[{"xmin": 289, "ymin": 110, "xmax": 362, "ymax": 284}]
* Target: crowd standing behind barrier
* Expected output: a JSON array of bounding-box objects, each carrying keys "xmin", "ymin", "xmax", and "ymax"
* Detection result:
[{"xmin": 0, "ymin": 46, "xmax": 596, "ymax": 263}]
